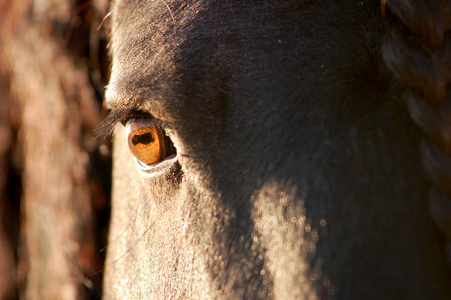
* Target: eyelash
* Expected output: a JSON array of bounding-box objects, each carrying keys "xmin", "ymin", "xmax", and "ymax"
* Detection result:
[{"xmin": 94, "ymin": 108, "xmax": 154, "ymax": 138}]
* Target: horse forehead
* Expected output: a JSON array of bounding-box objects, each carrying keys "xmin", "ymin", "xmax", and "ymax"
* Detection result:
[
  {"xmin": 106, "ymin": 1, "xmax": 379, "ymax": 122},
  {"xmin": 107, "ymin": 1, "xmax": 211, "ymax": 109},
  {"xmin": 107, "ymin": 0, "xmax": 322, "ymax": 110}
]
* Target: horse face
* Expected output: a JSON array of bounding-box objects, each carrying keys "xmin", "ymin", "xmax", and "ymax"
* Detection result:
[{"xmin": 103, "ymin": 0, "xmax": 451, "ymax": 298}]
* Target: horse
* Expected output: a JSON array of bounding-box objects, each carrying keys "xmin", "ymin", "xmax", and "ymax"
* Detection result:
[{"xmin": 98, "ymin": 0, "xmax": 451, "ymax": 298}]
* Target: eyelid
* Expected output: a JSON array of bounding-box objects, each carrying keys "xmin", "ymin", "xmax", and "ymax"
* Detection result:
[{"xmin": 120, "ymin": 110, "xmax": 154, "ymax": 126}]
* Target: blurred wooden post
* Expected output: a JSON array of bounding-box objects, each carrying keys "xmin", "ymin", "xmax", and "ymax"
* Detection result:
[
  {"xmin": 0, "ymin": 53, "xmax": 17, "ymax": 300},
  {"xmin": 0, "ymin": 0, "xmax": 109, "ymax": 299}
]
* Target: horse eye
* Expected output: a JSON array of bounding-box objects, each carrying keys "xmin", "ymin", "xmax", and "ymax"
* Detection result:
[{"xmin": 125, "ymin": 119, "xmax": 167, "ymax": 166}]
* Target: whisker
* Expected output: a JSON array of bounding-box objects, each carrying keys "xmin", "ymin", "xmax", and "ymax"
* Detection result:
[
  {"xmin": 100, "ymin": 195, "xmax": 151, "ymax": 252},
  {"xmin": 88, "ymin": 184, "xmax": 172, "ymax": 276},
  {"xmin": 98, "ymin": 11, "xmax": 112, "ymax": 31},
  {"xmin": 87, "ymin": 205, "xmax": 171, "ymax": 276},
  {"xmin": 159, "ymin": 0, "xmax": 177, "ymax": 24}
]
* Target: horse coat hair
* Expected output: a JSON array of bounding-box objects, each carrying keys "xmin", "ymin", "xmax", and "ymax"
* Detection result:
[{"xmin": 100, "ymin": 0, "xmax": 451, "ymax": 298}]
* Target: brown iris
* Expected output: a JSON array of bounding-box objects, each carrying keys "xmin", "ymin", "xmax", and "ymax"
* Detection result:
[{"xmin": 125, "ymin": 119, "xmax": 166, "ymax": 165}]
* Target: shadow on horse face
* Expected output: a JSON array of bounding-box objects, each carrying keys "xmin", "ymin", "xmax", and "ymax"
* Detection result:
[{"xmin": 101, "ymin": 0, "xmax": 451, "ymax": 298}]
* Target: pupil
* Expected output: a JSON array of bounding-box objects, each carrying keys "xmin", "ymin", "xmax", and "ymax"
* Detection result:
[{"xmin": 132, "ymin": 133, "xmax": 154, "ymax": 145}]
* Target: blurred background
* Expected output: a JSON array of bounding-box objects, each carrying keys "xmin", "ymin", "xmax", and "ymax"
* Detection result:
[{"xmin": 0, "ymin": 0, "xmax": 112, "ymax": 299}]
